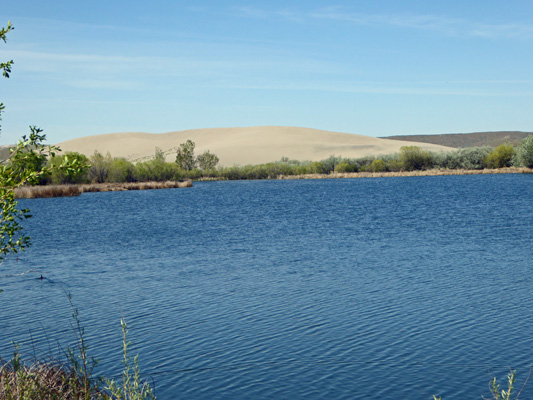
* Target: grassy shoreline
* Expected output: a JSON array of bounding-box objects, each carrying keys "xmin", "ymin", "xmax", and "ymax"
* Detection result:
[
  {"xmin": 14, "ymin": 180, "xmax": 193, "ymax": 199},
  {"xmin": 194, "ymin": 166, "xmax": 533, "ymax": 181},
  {"xmin": 13, "ymin": 167, "xmax": 532, "ymax": 199},
  {"xmin": 276, "ymin": 166, "xmax": 533, "ymax": 180}
]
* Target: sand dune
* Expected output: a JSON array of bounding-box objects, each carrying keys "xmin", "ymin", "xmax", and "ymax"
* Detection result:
[{"xmin": 57, "ymin": 126, "xmax": 453, "ymax": 166}]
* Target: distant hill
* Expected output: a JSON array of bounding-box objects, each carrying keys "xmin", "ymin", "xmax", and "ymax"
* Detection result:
[{"xmin": 383, "ymin": 131, "xmax": 533, "ymax": 148}]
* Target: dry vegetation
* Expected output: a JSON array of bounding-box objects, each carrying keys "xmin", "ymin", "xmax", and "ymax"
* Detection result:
[
  {"xmin": 279, "ymin": 167, "xmax": 533, "ymax": 180},
  {"xmin": 384, "ymin": 131, "xmax": 533, "ymax": 148},
  {"xmin": 0, "ymin": 358, "xmax": 104, "ymax": 400},
  {"xmin": 14, "ymin": 181, "xmax": 193, "ymax": 199}
]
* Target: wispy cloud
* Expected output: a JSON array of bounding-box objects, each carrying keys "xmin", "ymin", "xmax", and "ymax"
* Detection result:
[
  {"xmin": 310, "ymin": 8, "xmax": 463, "ymax": 35},
  {"xmin": 207, "ymin": 78, "xmax": 533, "ymax": 97},
  {"xmin": 232, "ymin": 6, "xmax": 304, "ymax": 22},
  {"xmin": 7, "ymin": 49, "xmax": 342, "ymax": 91},
  {"xmin": 232, "ymin": 6, "xmax": 533, "ymax": 40}
]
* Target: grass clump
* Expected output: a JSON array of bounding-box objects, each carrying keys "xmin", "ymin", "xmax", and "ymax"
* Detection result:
[
  {"xmin": 0, "ymin": 345, "xmax": 104, "ymax": 399},
  {"xmin": 0, "ymin": 296, "xmax": 156, "ymax": 400}
]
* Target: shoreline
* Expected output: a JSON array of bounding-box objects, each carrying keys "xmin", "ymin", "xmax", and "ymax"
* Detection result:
[
  {"xmin": 276, "ymin": 167, "xmax": 533, "ymax": 180},
  {"xmin": 13, "ymin": 167, "xmax": 532, "ymax": 198},
  {"xmin": 14, "ymin": 180, "xmax": 193, "ymax": 199}
]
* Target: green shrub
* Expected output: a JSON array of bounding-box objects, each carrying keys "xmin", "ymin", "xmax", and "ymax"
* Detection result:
[
  {"xmin": 370, "ymin": 158, "xmax": 387, "ymax": 172},
  {"xmin": 197, "ymin": 150, "xmax": 219, "ymax": 170},
  {"xmin": 335, "ymin": 161, "xmax": 355, "ymax": 173},
  {"xmin": 399, "ymin": 146, "xmax": 433, "ymax": 171},
  {"xmin": 515, "ymin": 135, "xmax": 533, "ymax": 168},
  {"xmin": 49, "ymin": 152, "xmax": 90, "ymax": 184},
  {"xmin": 88, "ymin": 151, "xmax": 112, "ymax": 183},
  {"xmin": 109, "ymin": 158, "xmax": 136, "ymax": 182},
  {"xmin": 484, "ymin": 144, "xmax": 515, "ymax": 169}
]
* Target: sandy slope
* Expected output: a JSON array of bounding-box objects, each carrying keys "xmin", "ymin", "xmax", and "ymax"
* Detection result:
[{"xmin": 57, "ymin": 126, "xmax": 452, "ymax": 166}]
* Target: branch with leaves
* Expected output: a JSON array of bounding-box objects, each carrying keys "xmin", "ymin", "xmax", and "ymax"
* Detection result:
[{"xmin": 1, "ymin": 22, "xmax": 89, "ymax": 263}]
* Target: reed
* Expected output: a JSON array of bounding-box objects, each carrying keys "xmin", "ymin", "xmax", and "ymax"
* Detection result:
[
  {"xmin": 0, "ymin": 356, "xmax": 105, "ymax": 400},
  {"xmin": 13, "ymin": 181, "xmax": 193, "ymax": 199},
  {"xmin": 14, "ymin": 185, "xmax": 82, "ymax": 199},
  {"xmin": 79, "ymin": 181, "xmax": 192, "ymax": 193},
  {"xmin": 278, "ymin": 167, "xmax": 533, "ymax": 180},
  {"xmin": 0, "ymin": 295, "xmax": 156, "ymax": 399}
]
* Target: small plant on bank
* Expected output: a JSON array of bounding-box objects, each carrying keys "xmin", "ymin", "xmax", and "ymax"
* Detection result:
[
  {"xmin": 66, "ymin": 293, "xmax": 101, "ymax": 400},
  {"xmin": 105, "ymin": 318, "xmax": 156, "ymax": 400},
  {"xmin": 433, "ymin": 369, "xmax": 530, "ymax": 400},
  {"xmin": 0, "ymin": 296, "xmax": 157, "ymax": 399}
]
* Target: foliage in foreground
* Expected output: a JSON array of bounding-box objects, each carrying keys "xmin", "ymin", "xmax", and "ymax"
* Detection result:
[
  {"xmin": 0, "ymin": 21, "xmax": 88, "ymax": 264},
  {"xmin": 0, "ymin": 300, "xmax": 156, "ymax": 400},
  {"xmin": 433, "ymin": 369, "xmax": 531, "ymax": 400},
  {"xmin": 105, "ymin": 319, "xmax": 156, "ymax": 400}
]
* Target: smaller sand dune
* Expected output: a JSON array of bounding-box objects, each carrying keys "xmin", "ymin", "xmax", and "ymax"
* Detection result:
[{"xmin": 57, "ymin": 126, "xmax": 453, "ymax": 166}]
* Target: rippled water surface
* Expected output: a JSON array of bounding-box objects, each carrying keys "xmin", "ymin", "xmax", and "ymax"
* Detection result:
[{"xmin": 1, "ymin": 175, "xmax": 532, "ymax": 399}]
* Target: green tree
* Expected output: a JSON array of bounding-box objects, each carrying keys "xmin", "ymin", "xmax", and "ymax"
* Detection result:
[
  {"xmin": 399, "ymin": 146, "xmax": 433, "ymax": 171},
  {"xmin": 370, "ymin": 158, "xmax": 387, "ymax": 172},
  {"xmin": 197, "ymin": 150, "xmax": 219, "ymax": 170},
  {"xmin": 1, "ymin": 130, "xmax": 86, "ymax": 262},
  {"xmin": 334, "ymin": 160, "xmax": 355, "ymax": 173},
  {"xmin": 109, "ymin": 157, "xmax": 136, "ymax": 182},
  {"xmin": 88, "ymin": 151, "xmax": 112, "ymax": 183},
  {"xmin": 515, "ymin": 135, "xmax": 533, "ymax": 168},
  {"xmin": 49, "ymin": 152, "xmax": 90, "ymax": 184},
  {"xmin": 484, "ymin": 144, "xmax": 515, "ymax": 169},
  {"xmin": 175, "ymin": 140, "xmax": 197, "ymax": 171}
]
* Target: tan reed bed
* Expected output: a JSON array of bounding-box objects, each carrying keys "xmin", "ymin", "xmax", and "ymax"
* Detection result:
[
  {"xmin": 14, "ymin": 185, "xmax": 82, "ymax": 199},
  {"xmin": 14, "ymin": 180, "xmax": 193, "ymax": 199},
  {"xmin": 79, "ymin": 180, "xmax": 192, "ymax": 193},
  {"xmin": 278, "ymin": 167, "xmax": 533, "ymax": 180}
]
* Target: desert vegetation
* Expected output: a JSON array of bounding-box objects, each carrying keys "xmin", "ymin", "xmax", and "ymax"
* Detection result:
[
  {"xmin": 9, "ymin": 137, "xmax": 532, "ymax": 195},
  {"xmin": 385, "ymin": 131, "xmax": 533, "ymax": 148}
]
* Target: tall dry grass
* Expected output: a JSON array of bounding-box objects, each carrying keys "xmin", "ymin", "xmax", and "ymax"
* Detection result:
[
  {"xmin": 14, "ymin": 185, "xmax": 82, "ymax": 199},
  {"xmin": 13, "ymin": 181, "xmax": 193, "ymax": 199},
  {"xmin": 279, "ymin": 167, "xmax": 533, "ymax": 180},
  {"xmin": 0, "ymin": 358, "xmax": 105, "ymax": 400},
  {"xmin": 79, "ymin": 180, "xmax": 192, "ymax": 193}
]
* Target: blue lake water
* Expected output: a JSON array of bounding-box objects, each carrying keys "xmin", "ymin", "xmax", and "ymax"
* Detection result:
[{"xmin": 1, "ymin": 174, "xmax": 532, "ymax": 399}]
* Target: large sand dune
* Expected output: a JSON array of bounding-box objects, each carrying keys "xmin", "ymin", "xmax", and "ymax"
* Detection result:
[{"xmin": 57, "ymin": 126, "xmax": 452, "ymax": 166}]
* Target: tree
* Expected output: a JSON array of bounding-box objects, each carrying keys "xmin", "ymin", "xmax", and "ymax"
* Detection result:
[
  {"xmin": 370, "ymin": 158, "xmax": 387, "ymax": 172},
  {"xmin": 175, "ymin": 140, "xmax": 197, "ymax": 171},
  {"xmin": 175, "ymin": 140, "xmax": 220, "ymax": 172},
  {"xmin": 334, "ymin": 160, "xmax": 355, "ymax": 173},
  {"xmin": 515, "ymin": 135, "xmax": 533, "ymax": 168},
  {"xmin": 197, "ymin": 150, "xmax": 219, "ymax": 170},
  {"xmin": 484, "ymin": 144, "xmax": 515, "ymax": 169},
  {"xmin": 399, "ymin": 146, "xmax": 433, "ymax": 171},
  {"xmin": 1, "ymin": 22, "xmax": 86, "ymax": 263},
  {"xmin": 87, "ymin": 151, "xmax": 112, "ymax": 183},
  {"xmin": 49, "ymin": 152, "xmax": 90, "ymax": 184},
  {"xmin": 1, "ymin": 129, "xmax": 86, "ymax": 262}
]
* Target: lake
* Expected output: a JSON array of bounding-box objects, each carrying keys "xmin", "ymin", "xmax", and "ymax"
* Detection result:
[{"xmin": 1, "ymin": 174, "xmax": 532, "ymax": 399}]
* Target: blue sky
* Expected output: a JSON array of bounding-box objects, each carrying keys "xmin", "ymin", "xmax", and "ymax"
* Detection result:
[{"xmin": 2, "ymin": 1, "xmax": 533, "ymax": 144}]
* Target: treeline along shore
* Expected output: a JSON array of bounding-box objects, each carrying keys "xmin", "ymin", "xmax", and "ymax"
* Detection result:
[{"xmin": 11, "ymin": 136, "xmax": 533, "ymax": 198}]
